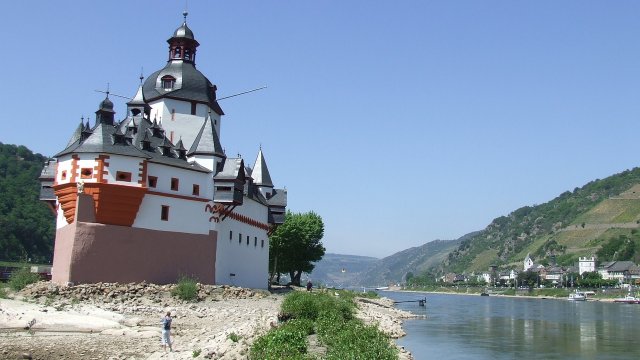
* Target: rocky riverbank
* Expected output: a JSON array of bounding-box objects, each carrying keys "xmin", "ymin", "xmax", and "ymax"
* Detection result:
[{"xmin": 0, "ymin": 282, "xmax": 414, "ymax": 359}]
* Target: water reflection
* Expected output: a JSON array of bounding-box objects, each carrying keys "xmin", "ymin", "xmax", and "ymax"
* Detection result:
[{"xmin": 388, "ymin": 292, "xmax": 640, "ymax": 360}]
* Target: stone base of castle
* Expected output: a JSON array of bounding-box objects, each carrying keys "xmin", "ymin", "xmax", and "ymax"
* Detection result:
[{"xmin": 51, "ymin": 222, "xmax": 217, "ymax": 285}]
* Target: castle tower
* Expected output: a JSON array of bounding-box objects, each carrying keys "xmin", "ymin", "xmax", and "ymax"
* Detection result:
[
  {"xmin": 579, "ymin": 256, "xmax": 596, "ymax": 275},
  {"xmin": 142, "ymin": 11, "xmax": 224, "ymax": 148}
]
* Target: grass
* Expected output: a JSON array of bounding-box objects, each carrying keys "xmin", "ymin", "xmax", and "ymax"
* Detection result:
[
  {"xmin": 228, "ymin": 332, "xmax": 241, "ymax": 342},
  {"xmin": 468, "ymin": 249, "xmax": 499, "ymax": 272},
  {"xmin": 171, "ymin": 275, "xmax": 199, "ymax": 301},
  {"xmin": 0, "ymin": 285, "xmax": 7, "ymax": 299},
  {"xmin": 8, "ymin": 267, "xmax": 41, "ymax": 291},
  {"xmin": 192, "ymin": 349, "xmax": 201, "ymax": 358},
  {"xmin": 251, "ymin": 290, "xmax": 397, "ymax": 360}
]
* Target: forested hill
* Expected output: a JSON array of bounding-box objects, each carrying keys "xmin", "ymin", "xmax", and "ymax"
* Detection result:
[
  {"xmin": 440, "ymin": 167, "xmax": 640, "ymax": 274},
  {"xmin": 0, "ymin": 142, "xmax": 55, "ymax": 263}
]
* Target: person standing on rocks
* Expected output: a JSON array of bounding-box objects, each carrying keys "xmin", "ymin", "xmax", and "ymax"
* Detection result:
[{"xmin": 161, "ymin": 311, "xmax": 173, "ymax": 352}]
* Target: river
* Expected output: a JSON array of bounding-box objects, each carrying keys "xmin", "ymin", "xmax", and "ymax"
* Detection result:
[{"xmin": 384, "ymin": 291, "xmax": 640, "ymax": 360}]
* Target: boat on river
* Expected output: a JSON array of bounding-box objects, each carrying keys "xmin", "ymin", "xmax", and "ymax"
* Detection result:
[
  {"xmin": 568, "ymin": 291, "xmax": 586, "ymax": 301},
  {"xmin": 613, "ymin": 294, "xmax": 640, "ymax": 304}
]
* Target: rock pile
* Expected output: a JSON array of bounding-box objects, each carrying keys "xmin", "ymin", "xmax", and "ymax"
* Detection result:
[{"xmin": 19, "ymin": 281, "xmax": 268, "ymax": 313}]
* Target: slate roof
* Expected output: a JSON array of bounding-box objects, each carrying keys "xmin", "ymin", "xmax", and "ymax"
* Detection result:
[
  {"xmin": 188, "ymin": 114, "xmax": 225, "ymax": 158},
  {"xmin": 251, "ymin": 149, "xmax": 273, "ymax": 187},
  {"xmin": 142, "ymin": 62, "xmax": 224, "ymax": 116},
  {"xmin": 601, "ymin": 261, "xmax": 637, "ymax": 272},
  {"xmin": 55, "ymin": 97, "xmax": 210, "ymax": 173},
  {"xmin": 214, "ymin": 158, "xmax": 245, "ymax": 181},
  {"xmin": 266, "ymin": 188, "xmax": 287, "ymax": 207},
  {"xmin": 66, "ymin": 120, "xmax": 84, "ymax": 148}
]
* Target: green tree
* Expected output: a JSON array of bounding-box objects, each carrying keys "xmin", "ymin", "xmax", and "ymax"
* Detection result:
[
  {"xmin": 0, "ymin": 143, "xmax": 55, "ymax": 263},
  {"xmin": 517, "ymin": 270, "xmax": 539, "ymax": 288},
  {"xmin": 578, "ymin": 271, "xmax": 603, "ymax": 288},
  {"xmin": 269, "ymin": 211, "xmax": 325, "ymax": 286}
]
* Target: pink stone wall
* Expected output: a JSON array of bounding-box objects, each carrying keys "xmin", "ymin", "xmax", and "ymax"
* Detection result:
[{"xmin": 52, "ymin": 222, "xmax": 217, "ymax": 285}]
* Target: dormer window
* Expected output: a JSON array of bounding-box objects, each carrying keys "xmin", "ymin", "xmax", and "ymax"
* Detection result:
[{"xmin": 162, "ymin": 76, "xmax": 176, "ymax": 90}]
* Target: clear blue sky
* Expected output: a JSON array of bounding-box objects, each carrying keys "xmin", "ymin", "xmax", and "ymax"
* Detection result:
[{"xmin": 3, "ymin": 1, "xmax": 640, "ymax": 258}]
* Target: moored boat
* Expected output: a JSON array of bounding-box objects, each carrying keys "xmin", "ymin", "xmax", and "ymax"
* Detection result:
[
  {"xmin": 613, "ymin": 295, "xmax": 640, "ymax": 304},
  {"xmin": 568, "ymin": 291, "xmax": 586, "ymax": 301}
]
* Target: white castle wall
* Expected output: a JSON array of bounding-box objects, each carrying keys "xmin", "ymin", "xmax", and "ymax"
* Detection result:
[
  {"xmin": 149, "ymin": 99, "xmax": 221, "ymax": 149},
  {"xmin": 133, "ymin": 194, "xmax": 210, "ymax": 234},
  {"xmin": 214, "ymin": 197, "xmax": 270, "ymax": 289},
  {"xmin": 133, "ymin": 162, "xmax": 212, "ymax": 233},
  {"xmin": 145, "ymin": 162, "xmax": 210, "ymax": 198},
  {"xmin": 190, "ymin": 155, "xmax": 221, "ymax": 175},
  {"xmin": 579, "ymin": 257, "xmax": 596, "ymax": 275},
  {"xmin": 104, "ymin": 155, "xmax": 144, "ymax": 185}
]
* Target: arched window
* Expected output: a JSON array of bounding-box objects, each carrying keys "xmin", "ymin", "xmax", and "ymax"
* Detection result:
[
  {"xmin": 173, "ymin": 47, "xmax": 181, "ymax": 59},
  {"xmin": 161, "ymin": 76, "xmax": 176, "ymax": 90},
  {"xmin": 184, "ymin": 49, "xmax": 191, "ymax": 61}
]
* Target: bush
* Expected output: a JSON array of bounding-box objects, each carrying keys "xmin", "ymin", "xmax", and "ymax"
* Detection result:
[
  {"xmin": 281, "ymin": 291, "xmax": 354, "ymax": 322},
  {"xmin": 171, "ymin": 275, "xmax": 198, "ymax": 301},
  {"xmin": 0, "ymin": 286, "xmax": 7, "ymax": 299},
  {"xmin": 228, "ymin": 332, "xmax": 240, "ymax": 342},
  {"xmin": 8, "ymin": 267, "xmax": 40, "ymax": 291},
  {"xmin": 192, "ymin": 349, "xmax": 201, "ymax": 357},
  {"xmin": 253, "ymin": 290, "xmax": 395, "ymax": 360},
  {"xmin": 250, "ymin": 318, "xmax": 314, "ymax": 360}
]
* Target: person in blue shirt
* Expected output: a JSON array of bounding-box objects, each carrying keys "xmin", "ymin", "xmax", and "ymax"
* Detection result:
[{"xmin": 161, "ymin": 311, "xmax": 173, "ymax": 352}]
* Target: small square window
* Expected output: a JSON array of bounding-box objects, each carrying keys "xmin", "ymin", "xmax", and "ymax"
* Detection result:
[
  {"xmin": 81, "ymin": 168, "xmax": 93, "ymax": 179},
  {"xmin": 161, "ymin": 205, "xmax": 169, "ymax": 221},
  {"xmin": 171, "ymin": 177, "xmax": 179, "ymax": 191},
  {"xmin": 162, "ymin": 76, "xmax": 176, "ymax": 90},
  {"xmin": 116, "ymin": 171, "xmax": 132, "ymax": 182},
  {"xmin": 148, "ymin": 176, "xmax": 158, "ymax": 188},
  {"xmin": 192, "ymin": 184, "xmax": 200, "ymax": 196},
  {"xmin": 61, "ymin": 170, "xmax": 67, "ymax": 180}
]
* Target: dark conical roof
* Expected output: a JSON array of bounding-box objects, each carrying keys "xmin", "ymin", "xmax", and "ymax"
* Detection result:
[
  {"xmin": 188, "ymin": 114, "xmax": 225, "ymax": 158},
  {"xmin": 66, "ymin": 119, "xmax": 84, "ymax": 147},
  {"xmin": 252, "ymin": 149, "xmax": 274, "ymax": 188},
  {"xmin": 99, "ymin": 97, "xmax": 114, "ymax": 112}
]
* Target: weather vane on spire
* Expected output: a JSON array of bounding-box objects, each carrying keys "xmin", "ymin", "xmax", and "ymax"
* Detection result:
[{"xmin": 183, "ymin": 0, "xmax": 189, "ymax": 22}]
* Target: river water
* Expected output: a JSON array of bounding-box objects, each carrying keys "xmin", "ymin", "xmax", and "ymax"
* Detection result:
[{"xmin": 384, "ymin": 291, "xmax": 640, "ymax": 360}]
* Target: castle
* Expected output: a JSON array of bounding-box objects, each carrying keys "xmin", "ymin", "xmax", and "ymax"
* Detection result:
[{"xmin": 39, "ymin": 13, "xmax": 286, "ymax": 289}]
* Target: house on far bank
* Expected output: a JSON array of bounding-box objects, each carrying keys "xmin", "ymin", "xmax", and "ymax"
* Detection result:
[
  {"xmin": 598, "ymin": 261, "xmax": 640, "ymax": 283},
  {"xmin": 579, "ymin": 256, "xmax": 596, "ymax": 275},
  {"xmin": 524, "ymin": 253, "xmax": 544, "ymax": 272}
]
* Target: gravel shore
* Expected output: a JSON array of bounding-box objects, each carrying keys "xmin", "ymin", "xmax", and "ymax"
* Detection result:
[{"xmin": 0, "ymin": 282, "xmax": 415, "ymax": 359}]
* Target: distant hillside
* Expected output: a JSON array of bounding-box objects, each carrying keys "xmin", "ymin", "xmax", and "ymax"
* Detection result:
[
  {"xmin": 0, "ymin": 143, "xmax": 55, "ymax": 263},
  {"xmin": 309, "ymin": 253, "xmax": 378, "ymax": 288},
  {"xmin": 440, "ymin": 168, "xmax": 640, "ymax": 274},
  {"xmin": 355, "ymin": 237, "xmax": 466, "ymax": 287}
]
